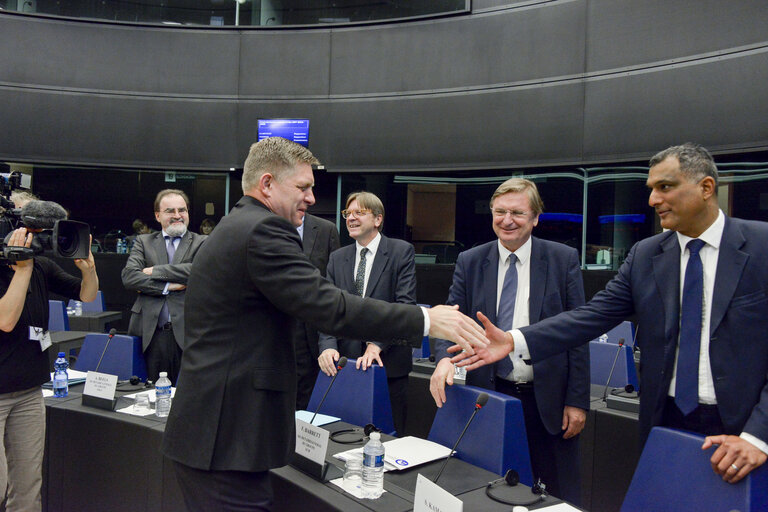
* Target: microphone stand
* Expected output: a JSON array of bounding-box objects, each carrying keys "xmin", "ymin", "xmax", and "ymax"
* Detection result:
[
  {"xmin": 601, "ymin": 339, "xmax": 625, "ymax": 402},
  {"xmin": 309, "ymin": 357, "xmax": 347, "ymax": 425},
  {"xmin": 434, "ymin": 394, "xmax": 488, "ymax": 484}
]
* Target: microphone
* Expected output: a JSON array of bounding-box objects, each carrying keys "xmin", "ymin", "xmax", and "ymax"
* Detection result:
[
  {"xmin": 434, "ymin": 392, "xmax": 489, "ymax": 484},
  {"xmin": 94, "ymin": 328, "xmax": 118, "ymax": 373},
  {"xmin": 309, "ymin": 356, "xmax": 348, "ymax": 425},
  {"xmin": 20, "ymin": 201, "xmax": 67, "ymax": 229},
  {"xmin": 601, "ymin": 337, "xmax": 626, "ymax": 402}
]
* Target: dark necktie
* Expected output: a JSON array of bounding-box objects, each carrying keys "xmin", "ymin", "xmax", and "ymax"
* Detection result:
[
  {"xmin": 354, "ymin": 247, "xmax": 368, "ymax": 297},
  {"xmin": 496, "ymin": 253, "xmax": 518, "ymax": 378},
  {"xmin": 157, "ymin": 236, "xmax": 180, "ymax": 327},
  {"xmin": 675, "ymin": 238, "xmax": 706, "ymax": 415}
]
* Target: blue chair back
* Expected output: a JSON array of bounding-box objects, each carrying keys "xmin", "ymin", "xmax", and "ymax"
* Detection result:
[
  {"xmin": 307, "ymin": 364, "xmax": 395, "ymax": 435},
  {"xmin": 589, "ymin": 340, "xmax": 640, "ymax": 390},
  {"xmin": 621, "ymin": 427, "xmax": 768, "ymax": 512},
  {"xmin": 73, "ymin": 333, "xmax": 147, "ymax": 381},
  {"xmin": 68, "ymin": 290, "xmax": 106, "ymax": 313},
  {"xmin": 48, "ymin": 300, "xmax": 70, "ymax": 331},
  {"xmin": 427, "ymin": 384, "xmax": 533, "ymax": 483}
]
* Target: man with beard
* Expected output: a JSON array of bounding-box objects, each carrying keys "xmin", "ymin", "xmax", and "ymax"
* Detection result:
[{"xmin": 121, "ymin": 189, "xmax": 207, "ymax": 384}]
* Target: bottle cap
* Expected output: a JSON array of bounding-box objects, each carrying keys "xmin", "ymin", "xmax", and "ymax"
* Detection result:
[
  {"xmin": 370, "ymin": 432, "xmax": 381, "ymax": 440},
  {"xmin": 159, "ymin": 372, "xmax": 168, "ymax": 377},
  {"xmin": 58, "ymin": 352, "xmax": 65, "ymax": 357}
]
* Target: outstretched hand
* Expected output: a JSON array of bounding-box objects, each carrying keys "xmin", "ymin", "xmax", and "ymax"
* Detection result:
[
  {"xmin": 449, "ymin": 311, "xmax": 515, "ymax": 370},
  {"xmin": 427, "ymin": 305, "xmax": 489, "ymax": 355}
]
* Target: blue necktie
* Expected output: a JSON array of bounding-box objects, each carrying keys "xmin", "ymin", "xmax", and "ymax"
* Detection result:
[
  {"xmin": 496, "ymin": 253, "xmax": 518, "ymax": 378},
  {"xmin": 676, "ymin": 238, "xmax": 705, "ymax": 415},
  {"xmin": 157, "ymin": 236, "xmax": 180, "ymax": 327}
]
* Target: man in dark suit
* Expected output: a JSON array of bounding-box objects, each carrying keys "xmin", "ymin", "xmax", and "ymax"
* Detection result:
[
  {"xmin": 121, "ymin": 189, "xmax": 206, "ymax": 384},
  {"xmin": 294, "ymin": 212, "xmax": 340, "ymax": 410},
  {"xmin": 430, "ymin": 178, "xmax": 589, "ymax": 503},
  {"xmin": 455, "ymin": 143, "xmax": 768, "ymax": 484},
  {"xmin": 318, "ymin": 191, "xmax": 416, "ymax": 435},
  {"xmin": 160, "ymin": 137, "xmax": 489, "ymax": 511}
]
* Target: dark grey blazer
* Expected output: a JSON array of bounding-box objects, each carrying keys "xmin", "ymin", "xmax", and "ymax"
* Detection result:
[
  {"xmin": 161, "ymin": 196, "xmax": 424, "ymax": 472},
  {"xmin": 319, "ymin": 234, "xmax": 417, "ymax": 378},
  {"xmin": 121, "ymin": 230, "xmax": 207, "ymax": 351}
]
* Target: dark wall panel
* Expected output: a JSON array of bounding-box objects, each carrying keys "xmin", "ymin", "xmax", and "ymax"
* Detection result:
[
  {"xmin": 583, "ymin": 50, "xmax": 768, "ymax": 162},
  {"xmin": 0, "ymin": 88, "xmax": 237, "ymax": 168},
  {"xmin": 238, "ymin": 30, "xmax": 332, "ymax": 96},
  {"xmin": 587, "ymin": 0, "xmax": 768, "ymax": 71},
  {"xmin": 322, "ymin": 83, "xmax": 585, "ymax": 170},
  {"xmin": 0, "ymin": 17, "xmax": 239, "ymax": 95},
  {"xmin": 329, "ymin": 0, "xmax": 585, "ymax": 94}
]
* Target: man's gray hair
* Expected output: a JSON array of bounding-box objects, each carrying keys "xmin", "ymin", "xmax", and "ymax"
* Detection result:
[
  {"xmin": 649, "ymin": 143, "xmax": 719, "ymax": 188},
  {"xmin": 241, "ymin": 137, "xmax": 320, "ymax": 194}
]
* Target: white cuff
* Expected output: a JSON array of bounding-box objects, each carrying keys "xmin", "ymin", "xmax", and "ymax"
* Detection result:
[
  {"xmin": 511, "ymin": 329, "xmax": 531, "ymax": 359},
  {"xmin": 162, "ymin": 282, "xmax": 170, "ymax": 295},
  {"xmin": 740, "ymin": 432, "xmax": 768, "ymax": 456},
  {"xmin": 420, "ymin": 306, "xmax": 430, "ymax": 337}
]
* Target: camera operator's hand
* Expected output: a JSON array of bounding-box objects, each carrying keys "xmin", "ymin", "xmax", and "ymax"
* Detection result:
[
  {"xmin": 7, "ymin": 228, "xmax": 34, "ymax": 273},
  {"xmin": 74, "ymin": 235, "xmax": 99, "ymax": 303},
  {"xmin": 0, "ymin": 228, "xmax": 34, "ymax": 332}
]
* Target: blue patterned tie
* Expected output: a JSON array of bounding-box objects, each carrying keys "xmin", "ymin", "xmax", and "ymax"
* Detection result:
[
  {"xmin": 157, "ymin": 236, "xmax": 180, "ymax": 327},
  {"xmin": 676, "ymin": 238, "xmax": 705, "ymax": 415},
  {"xmin": 496, "ymin": 253, "xmax": 518, "ymax": 378}
]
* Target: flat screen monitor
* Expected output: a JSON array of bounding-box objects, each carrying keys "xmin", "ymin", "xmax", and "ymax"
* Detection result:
[{"xmin": 257, "ymin": 119, "xmax": 310, "ymax": 147}]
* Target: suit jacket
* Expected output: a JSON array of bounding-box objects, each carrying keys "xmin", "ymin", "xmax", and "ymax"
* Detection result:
[
  {"xmin": 318, "ymin": 235, "xmax": 417, "ymax": 378},
  {"xmin": 121, "ymin": 230, "xmax": 207, "ymax": 351},
  {"xmin": 435, "ymin": 237, "xmax": 590, "ymax": 435},
  {"xmin": 161, "ymin": 196, "xmax": 424, "ymax": 472},
  {"xmin": 299, "ymin": 214, "xmax": 340, "ymax": 358},
  {"xmin": 522, "ymin": 216, "xmax": 768, "ymax": 444}
]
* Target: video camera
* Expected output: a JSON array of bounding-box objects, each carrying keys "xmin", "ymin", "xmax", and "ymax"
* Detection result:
[{"xmin": 1, "ymin": 171, "xmax": 91, "ymax": 263}]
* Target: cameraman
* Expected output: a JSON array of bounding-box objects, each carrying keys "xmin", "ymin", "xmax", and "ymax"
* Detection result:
[{"xmin": 0, "ymin": 226, "xmax": 98, "ymax": 511}]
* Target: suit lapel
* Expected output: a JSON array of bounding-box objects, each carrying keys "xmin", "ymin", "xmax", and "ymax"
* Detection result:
[
  {"xmin": 481, "ymin": 243, "xmax": 500, "ymax": 324},
  {"xmin": 710, "ymin": 217, "xmax": 747, "ymax": 335},
  {"xmin": 174, "ymin": 232, "xmax": 193, "ymax": 263},
  {"xmin": 341, "ymin": 245, "xmax": 357, "ymax": 293},
  {"xmin": 366, "ymin": 236, "xmax": 389, "ymax": 296},
  {"xmin": 528, "ymin": 238, "xmax": 547, "ymax": 323},
  {"xmin": 302, "ymin": 216, "xmax": 318, "ymax": 257},
  {"xmin": 653, "ymin": 233, "xmax": 681, "ymax": 343},
  {"xmin": 152, "ymin": 232, "xmax": 168, "ymax": 264}
]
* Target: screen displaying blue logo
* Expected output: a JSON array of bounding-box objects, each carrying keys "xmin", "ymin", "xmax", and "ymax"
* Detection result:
[{"xmin": 258, "ymin": 119, "xmax": 310, "ymax": 147}]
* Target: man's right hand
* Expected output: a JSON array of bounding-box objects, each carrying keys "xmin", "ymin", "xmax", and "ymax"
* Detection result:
[
  {"xmin": 429, "ymin": 358, "xmax": 456, "ymax": 408},
  {"xmin": 168, "ymin": 283, "xmax": 187, "ymax": 291},
  {"xmin": 449, "ymin": 311, "xmax": 515, "ymax": 370},
  {"xmin": 427, "ymin": 305, "xmax": 489, "ymax": 355},
  {"xmin": 318, "ymin": 348, "xmax": 340, "ymax": 376}
]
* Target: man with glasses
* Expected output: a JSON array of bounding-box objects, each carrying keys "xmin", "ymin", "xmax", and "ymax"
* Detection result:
[
  {"xmin": 122, "ymin": 189, "xmax": 207, "ymax": 384},
  {"xmin": 430, "ymin": 178, "xmax": 589, "ymax": 505},
  {"xmin": 318, "ymin": 191, "xmax": 416, "ymax": 435}
]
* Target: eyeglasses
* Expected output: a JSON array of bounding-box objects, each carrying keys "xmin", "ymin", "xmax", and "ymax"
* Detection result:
[
  {"xmin": 160, "ymin": 208, "xmax": 188, "ymax": 215},
  {"xmin": 491, "ymin": 208, "xmax": 530, "ymax": 219},
  {"xmin": 341, "ymin": 209, "xmax": 372, "ymax": 219}
]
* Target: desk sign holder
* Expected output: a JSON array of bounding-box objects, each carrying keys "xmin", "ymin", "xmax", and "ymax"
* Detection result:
[
  {"xmin": 291, "ymin": 419, "xmax": 343, "ymax": 482},
  {"xmin": 81, "ymin": 371, "xmax": 118, "ymax": 411},
  {"xmin": 414, "ymin": 474, "xmax": 463, "ymax": 512}
]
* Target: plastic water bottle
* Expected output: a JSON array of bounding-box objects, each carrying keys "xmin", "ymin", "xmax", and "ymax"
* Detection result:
[
  {"xmin": 155, "ymin": 372, "xmax": 172, "ymax": 418},
  {"xmin": 361, "ymin": 431, "xmax": 384, "ymax": 499},
  {"xmin": 74, "ymin": 300, "xmax": 83, "ymax": 316},
  {"xmin": 598, "ymin": 333, "xmax": 609, "ymax": 343},
  {"xmin": 53, "ymin": 352, "xmax": 69, "ymax": 398}
]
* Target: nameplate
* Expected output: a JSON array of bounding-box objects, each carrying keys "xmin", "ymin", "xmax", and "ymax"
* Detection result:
[
  {"xmin": 414, "ymin": 474, "xmax": 463, "ymax": 512},
  {"xmin": 84, "ymin": 371, "xmax": 118, "ymax": 401},
  {"xmin": 295, "ymin": 419, "xmax": 330, "ymax": 466}
]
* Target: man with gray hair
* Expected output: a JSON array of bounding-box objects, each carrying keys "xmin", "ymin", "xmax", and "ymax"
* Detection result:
[
  {"xmin": 161, "ymin": 137, "xmax": 489, "ymax": 511},
  {"xmin": 430, "ymin": 177, "xmax": 589, "ymax": 504},
  {"xmin": 455, "ymin": 143, "xmax": 768, "ymax": 484}
]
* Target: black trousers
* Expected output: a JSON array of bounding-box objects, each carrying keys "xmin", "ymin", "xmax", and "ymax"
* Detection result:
[
  {"xmin": 144, "ymin": 326, "xmax": 182, "ymax": 385},
  {"xmin": 496, "ymin": 379, "xmax": 582, "ymax": 507},
  {"xmin": 662, "ymin": 397, "xmax": 725, "ymax": 437},
  {"xmin": 388, "ymin": 375, "xmax": 408, "ymax": 436},
  {"xmin": 172, "ymin": 460, "xmax": 273, "ymax": 512}
]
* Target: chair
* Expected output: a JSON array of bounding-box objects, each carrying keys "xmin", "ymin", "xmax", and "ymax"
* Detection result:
[
  {"xmin": 589, "ymin": 340, "xmax": 640, "ymax": 391},
  {"xmin": 73, "ymin": 333, "xmax": 147, "ymax": 381},
  {"xmin": 427, "ymin": 384, "xmax": 533, "ymax": 483},
  {"xmin": 68, "ymin": 290, "xmax": 106, "ymax": 313},
  {"xmin": 621, "ymin": 427, "xmax": 768, "ymax": 511},
  {"xmin": 306, "ymin": 364, "xmax": 395, "ymax": 435},
  {"xmin": 603, "ymin": 320, "xmax": 635, "ymax": 347},
  {"xmin": 48, "ymin": 300, "xmax": 70, "ymax": 331}
]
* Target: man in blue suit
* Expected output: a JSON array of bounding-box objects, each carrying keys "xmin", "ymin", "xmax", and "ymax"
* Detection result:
[
  {"xmin": 454, "ymin": 143, "xmax": 768, "ymax": 484},
  {"xmin": 318, "ymin": 191, "xmax": 416, "ymax": 435},
  {"xmin": 430, "ymin": 178, "xmax": 589, "ymax": 504}
]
